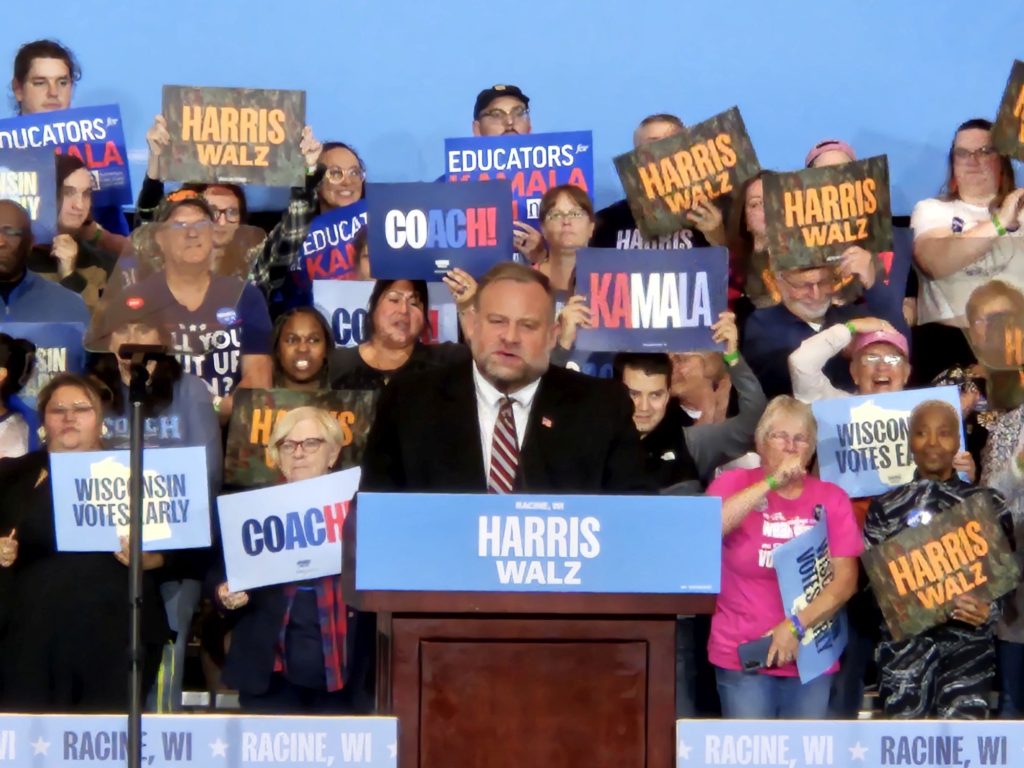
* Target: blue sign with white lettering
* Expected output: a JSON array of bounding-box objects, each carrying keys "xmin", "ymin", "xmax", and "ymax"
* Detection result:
[
  {"xmin": 676, "ymin": 719, "xmax": 1019, "ymax": 768},
  {"xmin": 50, "ymin": 446, "xmax": 211, "ymax": 552},
  {"xmin": 355, "ymin": 493, "xmax": 721, "ymax": 593},
  {"xmin": 0, "ymin": 322, "xmax": 85, "ymax": 408},
  {"xmin": 444, "ymin": 130, "xmax": 594, "ymax": 224},
  {"xmin": 772, "ymin": 517, "xmax": 848, "ymax": 683},
  {"xmin": 575, "ymin": 247, "xmax": 729, "ymax": 353},
  {"xmin": 300, "ymin": 200, "xmax": 368, "ymax": 280},
  {"xmin": 218, "ymin": 467, "xmax": 361, "ymax": 591},
  {"xmin": 313, "ymin": 280, "xmax": 459, "ymax": 349},
  {"xmin": 813, "ymin": 385, "xmax": 965, "ymax": 498},
  {"xmin": 0, "ymin": 104, "xmax": 132, "ymax": 209},
  {"xmin": 0, "ymin": 713, "xmax": 397, "ymax": 767},
  {"xmin": 366, "ymin": 180, "xmax": 514, "ymax": 279},
  {"xmin": 0, "ymin": 145, "xmax": 56, "ymax": 242}
]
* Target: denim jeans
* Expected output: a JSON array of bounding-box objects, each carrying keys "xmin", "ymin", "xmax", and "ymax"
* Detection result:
[
  {"xmin": 146, "ymin": 579, "xmax": 203, "ymax": 712},
  {"xmin": 827, "ymin": 622, "xmax": 874, "ymax": 718},
  {"xmin": 997, "ymin": 640, "xmax": 1024, "ymax": 718},
  {"xmin": 716, "ymin": 666, "xmax": 832, "ymax": 719}
]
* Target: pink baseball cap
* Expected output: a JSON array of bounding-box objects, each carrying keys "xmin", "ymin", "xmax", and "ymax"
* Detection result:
[
  {"xmin": 851, "ymin": 329, "xmax": 909, "ymax": 359},
  {"xmin": 805, "ymin": 139, "xmax": 857, "ymax": 168}
]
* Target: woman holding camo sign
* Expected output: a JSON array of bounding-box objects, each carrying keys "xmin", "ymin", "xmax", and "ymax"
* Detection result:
[
  {"xmin": 216, "ymin": 406, "xmax": 366, "ymax": 714},
  {"xmin": 707, "ymin": 395, "xmax": 862, "ymax": 718}
]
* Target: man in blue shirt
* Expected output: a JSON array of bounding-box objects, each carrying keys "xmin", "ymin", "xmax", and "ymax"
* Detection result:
[{"xmin": 0, "ymin": 200, "xmax": 89, "ymax": 324}]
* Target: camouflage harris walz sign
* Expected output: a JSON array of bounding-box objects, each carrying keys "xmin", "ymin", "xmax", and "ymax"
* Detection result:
[
  {"xmin": 224, "ymin": 388, "xmax": 379, "ymax": 488},
  {"xmin": 861, "ymin": 493, "xmax": 1019, "ymax": 641},
  {"xmin": 992, "ymin": 60, "xmax": 1024, "ymax": 161},
  {"xmin": 613, "ymin": 106, "xmax": 759, "ymax": 239},
  {"xmin": 160, "ymin": 85, "xmax": 306, "ymax": 186},
  {"xmin": 763, "ymin": 155, "xmax": 892, "ymax": 272}
]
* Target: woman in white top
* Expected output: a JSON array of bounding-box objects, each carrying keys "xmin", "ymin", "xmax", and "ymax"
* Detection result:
[{"xmin": 910, "ymin": 118, "xmax": 1024, "ymax": 383}]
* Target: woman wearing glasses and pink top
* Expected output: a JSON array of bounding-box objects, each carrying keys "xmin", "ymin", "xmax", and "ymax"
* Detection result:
[
  {"xmin": 706, "ymin": 396, "xmax": 862, "ymax": 719},
  {"xmin": 911, "ymin": 118, "xmax": 1024, "ymax": 384}
]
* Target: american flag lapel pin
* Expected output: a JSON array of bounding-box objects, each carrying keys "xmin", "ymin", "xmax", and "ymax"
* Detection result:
[{"xmin": 541, "ymin": 417, "xmax": 553, "ymax": 428}]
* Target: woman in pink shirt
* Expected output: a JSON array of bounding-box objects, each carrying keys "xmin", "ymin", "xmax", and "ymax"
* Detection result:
[{"xmin": 707, "ymin": 395, "xmax": 862, "ymax": 718}]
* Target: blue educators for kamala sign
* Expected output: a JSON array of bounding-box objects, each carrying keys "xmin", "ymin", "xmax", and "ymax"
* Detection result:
[
  {"xmin": 444, "ymin": 130, "xmax": 593, "ymax": 223},
  {"xmin": 813, "ymin": 386, "xmax": 964, "ymax": 498},
  {"xmin": 0, "ymin": 322, "xmax": 85, "ymax": 408},
  {"xmin": 0, "ymin": 713, "xmax": 397, "ymax": 767},
  {"xmin": 355, "ymin": 493, "xmax": 721, "ymax": 593},
  {"xmin": 300, "ymin": 200, "xmax": 368, "ymax": 280},
  {"xmin": 50, "ymin": 446, "xmax": 211, "ymax": 552},
  {"xmin": 366, "ymin": 180, "xmax": 513, "ymax": 279},
  {"xmin": 0, "ymin": 104, "xmax": 132, "ymax": 208},
  {"xmin": 312, "ymin": 280, "xmax": 459, "ymax": 348},
  {"xmin": 218, "ymin": 467, "xmax": 360, "ymax": 591},
  {"xmin": 677, "ymin": 719, "xmax": 1017, "ymax": 768},
  {"xmin": 0, "ymin": 145, "xmax": 56, "ymax": 242},
  {"xmin": 772, "ymin": 517, "xmax": 847, "ymax": 683},
  {"xmin": 575, "ymin": 247, "xmax": 728, "ymax": 353}
]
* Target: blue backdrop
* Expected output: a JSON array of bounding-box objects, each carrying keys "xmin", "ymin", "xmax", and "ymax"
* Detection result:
[{"xmin": 5, "ymin": 1, "xmax": 1023, "ymax": 214}]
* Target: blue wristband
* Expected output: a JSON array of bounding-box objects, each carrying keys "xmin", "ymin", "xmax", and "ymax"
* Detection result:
[{"xmin": 789, "ymin": 613, "xmax": 806, "ymax": 640}]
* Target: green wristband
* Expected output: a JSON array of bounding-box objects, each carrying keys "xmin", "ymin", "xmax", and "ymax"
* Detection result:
[
  {"xmin": 765, "ymin": 474, "xmax": 779, "ymax": 491},
  {"xmin": 722, "ymin": 350, "xmax": 739, "ymax": 366},
  {"xmin": 992, "ymin": 212, "xmax": 1008, "ymax": 237},
  {"xmin": 844, "ymin": 320, "xmax": 857, "ymax": 335}
]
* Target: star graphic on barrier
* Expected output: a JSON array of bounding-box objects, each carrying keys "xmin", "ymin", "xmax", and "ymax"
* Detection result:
[
  {"xmin": 849, "ymin": 741, "xmax": 868, "ymax": 761},
  {"xmin": 31, "ymin": 737, "xmax": 50, "ymax": 756},
  {"xmin": 210, "ymin": 738, "xmax": 229, "ymax": 758},
  {"xmin": 677, "ymin": 737, "xmax": 693, "ymax": 761},
  {"xmin": 387, "ymin": 742, "xmax": 398, "ymax": 758}
]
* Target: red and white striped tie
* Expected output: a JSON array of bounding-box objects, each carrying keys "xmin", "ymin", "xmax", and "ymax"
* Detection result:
[{"xmin": 488, "ymin": 397, "xmax": 519, "ymax": 494}]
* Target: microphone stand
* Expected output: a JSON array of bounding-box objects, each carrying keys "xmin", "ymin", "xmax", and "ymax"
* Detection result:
[{"xmin": 120, "ymin": 345, "xmax": 166, "ymax": 768}]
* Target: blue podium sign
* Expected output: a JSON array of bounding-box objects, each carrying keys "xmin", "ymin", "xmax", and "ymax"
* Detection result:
[
  {"xmin": 677, "ymin": 719, "xmax": 1019, "ymax": 768},
  {"xmin": 0, "ymin": 713, "xmax": 397, "ymax": 767},
  {"xmin": 355, "ymin": 493, "xmax": 721, "ymax": 593}
]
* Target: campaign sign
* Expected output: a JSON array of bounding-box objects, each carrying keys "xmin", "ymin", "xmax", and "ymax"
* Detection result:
[
  {"xmin": 967, "ymin": 310, "xmax": 1024, "ymax": 411},
  {"xmin": 574, "ymin": 247, "xmax": 728, "ymax": 353},
  {"xmin": 355, "ymin": 493, "xmax": 722, "ymax": 593},
  {"xmin": 444, "ymin": 130, "xmax": 593, "ymax": 223},
  {"xmin": 763, "ymin": 155, "xmax": 893, "ymax": 271},
  {"xmin": 301, "ymin": 200, "xmax": 368, "ymax": 280},
  {"xmin": 0, "ymin": 104, "xmax": 131, "ymax": 208},
  {"xmin": 772, "ymin": 517, "xmax": 847, "ymax": 683},
  {"xmin": 0, "ymin": 145, "xmax": 56, "ymax": 241},
  {"xmin": 0, "ymin": 713, "xmax": 397, "ymax": 767},
  {"xmin": 312, "ymin": 279, "xmax": 460, "ymax": 348},
  {"xmin": 862, "ymin": 492, "xmax": 1019, "ymax": 641},
  {"xmin": 613, "ymin": 106, "xmax": 760, "ymax": 239},
  {"xmin": 50, "ymin": 446, "xmax": 211, "ymax": 552},
  {"xmin": 218, "ymin": 467, "xmax": 360, "ymax": 591},
  {"xmin": 677, "ymin": 719, "xmax": 1021, "ymax": 768},
  {"xmin": 161, "ymin": 85, "xmax": 306, "ymax": 186},
  {"xmin": 0, "ymin": 322, "xmax": 85, "ymax": 408},
  {"xmin": 224, "ymin": 388, "xmax": 378, "ymax": 488},
  {"xmin": 812, "ymin": 386, "xmax": 964, "ymax": 499},
  {"xmin": 366, "ymin": 180, "xmax": 514, "ymax": 279},
  {"xmin": 993, "ymin": 59, "xmax": 1024, "ymax": 160}
]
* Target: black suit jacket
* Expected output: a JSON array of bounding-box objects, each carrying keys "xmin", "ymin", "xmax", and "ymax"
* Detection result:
[{"xmin": 360, "ymin": 360, "xmax": 652, "ymax": 493}]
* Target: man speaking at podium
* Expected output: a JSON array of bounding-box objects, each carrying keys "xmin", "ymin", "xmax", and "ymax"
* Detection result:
[{"xmin": 360, "ymin": 262, "xmax": 650, "ymax": 494}]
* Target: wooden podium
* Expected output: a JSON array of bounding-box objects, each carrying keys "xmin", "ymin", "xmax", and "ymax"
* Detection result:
[{"xmin": 351, "ymin": 584, "xmax": 713, "ymax": 768}]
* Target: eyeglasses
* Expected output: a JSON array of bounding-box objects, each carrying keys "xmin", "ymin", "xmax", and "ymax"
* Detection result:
[
  {"xmin": 479, "ymin": 107, "xmax": 530, "ymax": 123},
  {"xmin": 861, "ymin": 353, "xmax": 905, "ymax": 366},
  {"xmin": 545, "ymin": 209, "xmax": 588, "ymax": 222},
  {"xmin": 780, "ymin": 273, "xmax": 833, "ymax": 296},
  {"xmin": 324, "ymin": 167, "xmax": 366, "ymax": 184},
  {"xmin": 209, "ymin": 206, "xmax": 241, "ymax": 223},
  {"xmin": 0, "ymin": 225, "xmax": 25, "ymax": 239},
  {"xmin": 276, "ymin": 437, "xmax": 326, "ymax": 456},
  {"xmin": 953, "ymin": 146, "xmax": 997, "ymax": 163},
  {"xmin": 47, "ymin": 403, "xmax": 95, "ymax": 419},
  {"xmin": 767, "ymin": 431, "xmax": 811, "ymax": 447},
  {"xmin": 163, "ymin": 220, "xmax": 214, "ymax": 233}
]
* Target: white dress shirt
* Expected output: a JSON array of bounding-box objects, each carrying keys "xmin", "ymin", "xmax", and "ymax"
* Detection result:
[{"xmin": 472, "ymin": 364, "xmax": 541, "ymax": 477}]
